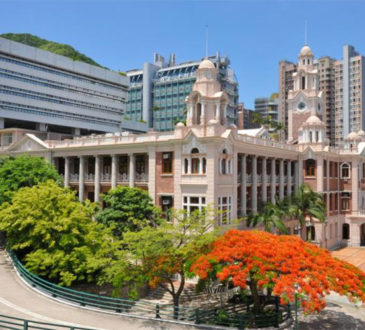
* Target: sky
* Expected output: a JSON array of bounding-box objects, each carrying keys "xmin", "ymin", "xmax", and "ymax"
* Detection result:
[{"xmin": 1, "ymin": 0, "xmax": 365, "ymax": 108}]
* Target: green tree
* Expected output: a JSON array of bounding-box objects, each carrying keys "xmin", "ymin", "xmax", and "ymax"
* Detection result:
[
  {"xmin": 247, "ymin": 201, "xmax": 288, "ymax": 234},
  {"xmin": 103, "ymin": 208, "xmax": 217, "ymax": 316},
  {"xmin": 0, "ymin": 181, "xmax": 118, "ymax": 286},
  {"xmin": 96, "ymin": 186, "xmax": 162, "ymax": 236},
  {"xmin": 289, "ymin": 183, "xmax": 326, "ymax": 240},
  {"xmin": 0, "ymin": 155, "xmax": 61, "ymax": 204}
]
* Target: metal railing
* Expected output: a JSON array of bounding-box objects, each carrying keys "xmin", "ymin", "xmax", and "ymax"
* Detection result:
[{"xmin": 0, "ymin": 314, "xmax": 93, "ymax": 330}]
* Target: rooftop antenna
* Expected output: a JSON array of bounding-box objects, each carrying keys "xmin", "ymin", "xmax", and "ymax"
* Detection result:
[
  {"xmin": 304, "ymin": 20, "xmax": 308, "ymax": 45},
  {"xmin": 205, "ymin": 25, "xmax": 209, "ymax": 58}
]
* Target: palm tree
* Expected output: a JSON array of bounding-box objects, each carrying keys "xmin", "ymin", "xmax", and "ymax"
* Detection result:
[
  {"xmin": 289, "ymin": 184, "xmax": 326, "ymax": 240},
  {"xmin": 247, "ymin": 202, "xmax": 288, "ymax": 234}
]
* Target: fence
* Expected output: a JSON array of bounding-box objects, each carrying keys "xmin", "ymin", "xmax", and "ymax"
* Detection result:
[
  {"xmin": 7, "ymin": 250, "xmax": 292, "ymax": 329},
  {"xmin": 0, "ymin": 314, "xmax": 93, "ymax": 330}
]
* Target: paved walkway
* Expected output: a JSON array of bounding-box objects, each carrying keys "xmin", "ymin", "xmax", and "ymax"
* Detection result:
[
  {"xmin": 331, "ymin": 247, "xmax": 365, "ymax": 272},
  {"xmin": 0, "ymin": 250, "xmax": 194, "ymax": 330}
]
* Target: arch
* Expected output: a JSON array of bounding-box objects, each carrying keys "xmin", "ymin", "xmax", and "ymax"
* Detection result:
[
  {"xmin": 305, "ymin": 159, "xmax": 316, "ymax": 176},
  {"xmin": 342, "ymin": 223, "xmax": 350, "ymax": 240},
  {"xmin": 340, "ymin": 162, "xmax": 351, "ymax": 179},
  {"xmin": 191, "ymin": 147, "xmax": 199, "ymax": 154},
  {"xmin": 222, "ymin": 148, "xmax": 228, "ymax": 154},
  {"xmin": 196, "ymin": 103, "xmax": 202, "ymax": 125},
  {"xmin": 360, "ymin": 223, "xmax": 365, "ymax": 246}
]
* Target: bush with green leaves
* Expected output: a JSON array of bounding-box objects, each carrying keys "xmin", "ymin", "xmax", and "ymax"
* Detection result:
[
  {"xmin": 0, "ymin": 155, "xmax": 61, "ymax": 204},
  {"xmin": 0, "ymin": 181, "xmax": 119, "ymax": 286},
  {"xmin": 96, "ymin": 186, "xmax": 162, "ymax": 236}
]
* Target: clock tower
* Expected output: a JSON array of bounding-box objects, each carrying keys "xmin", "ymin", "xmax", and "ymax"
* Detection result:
[{"xmin": 287, "ymin": 45, "xmax": 323, "ymax": 142}]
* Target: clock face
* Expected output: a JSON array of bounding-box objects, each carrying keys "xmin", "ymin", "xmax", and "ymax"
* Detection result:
[{"xmin": 297, "ymin": 101, "xmax": 307, "ymax": 112}]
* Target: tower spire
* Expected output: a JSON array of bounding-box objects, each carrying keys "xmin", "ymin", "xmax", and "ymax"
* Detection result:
[
  {"xmin": 304, "ymin": 20, "xmax": 308, "ymax": 45},
  {"xmin": 205, "ymin": 25, "xmax": 209, "ymax": 58}
]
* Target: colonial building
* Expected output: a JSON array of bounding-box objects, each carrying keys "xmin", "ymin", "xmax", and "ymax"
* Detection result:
[{"xmin": 2, "ymin": 47, "xmax": 365, "ymax": 249}]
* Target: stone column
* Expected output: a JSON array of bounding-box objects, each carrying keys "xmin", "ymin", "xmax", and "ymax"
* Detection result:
[
  {"xmin": 215, "ymin": 103, "xmax": 220, "ymax": 121},
  {"xmin": 262, "ymin": 157, "xmax": 267, "ymax": 203},
  {"xmin": 111, "ymin": 154, "xmax": 117, "ymax": 189},
  {"xmin": 64, "ymin": 157, "xmax": 70, "ymax": 188},
  {"xmin": 294, "ymin": 161, "xmax": 299, "ymax": 191},
  {"xmin": 129, "ymin": 154, "xmax": 135, "ymax": 188},
  {"xmin": 94, "ymin": 155, "xmax": 101, "ymax": 202},
  {"xmin": 279, "ymin": 159, "xmax": 284, "ymax": 200},
  {"xmin": 252, "ymin": 156, "xmax": 258, "ymax": 213},
  {"xmin": 298, "ymin": 159, "xmax": 303, "ymax": 187},
  {"xmin": 316, "ymin": 157, "xmax": 324, "ymax": 192},
  {"xmin": 352, "ymin": 159, "xmax": 359, "ymax": 213},
  {"xmin": 148, "ymin": 148, "xmax": 156, "ymax": 203},
  {"xmin": 201, "ymin": 103, "xmax": 206, "ymax": 123},
  {"xmin": 241, "ymin": 154, "xmax": 247, "ymax": 216},
  {"xmin": 79, "ymin": 156, "xmax": 85, "ymax": 202},
  {"xmin": 287, "ymin": 160, "xmax": 292, "ymax": 196},
  {"xmin": 271, "ymin": 158, "xmax": 276, "ymax": 204}
]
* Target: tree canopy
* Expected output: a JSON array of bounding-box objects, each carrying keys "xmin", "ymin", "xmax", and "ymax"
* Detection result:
[
  {"xmin": 95, "ymin": 186, "xmax": 162, "ymax": 236},
  {"xmin": 1, "ymin": 33, "xmax": 103, "ymax": 67},
  {"xmin": 0, "ymin": 155, "xmax": 62, "ymax": 204},
  {"xmin": 191, "ymin": 230, "xmax": 365, "ymax": 314},
  {"xmin": 103, "ymin": 208, "xmax": 217, "ymax": 309},
  {"xmin": 0, "ymin": 181, "xmax": 119, "ymax": 286}
]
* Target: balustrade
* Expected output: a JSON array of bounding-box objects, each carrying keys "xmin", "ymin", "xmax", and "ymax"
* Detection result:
[
  {"xmin": 135, "ymin": 172, "xmax": 148, "ymax": 182},
  {"xmin": 117, "ymin": 173, "xmax": 129, "ymax": 182},
  {"xmin": 101, "ymin": 173, "xmax": 111, "ymax": 182},
  {"xmin": 70, "ymin": 173, "xmax": 79, "ymax": 182},
  {"xmin": 84, "ymin": 173, "xmax": 95, "ymax": 182}
]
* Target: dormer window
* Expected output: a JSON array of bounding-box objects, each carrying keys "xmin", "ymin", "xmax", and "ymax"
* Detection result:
[{"xmin": 340, "ymin": 163, "xmax": 350, "ymax": 179}]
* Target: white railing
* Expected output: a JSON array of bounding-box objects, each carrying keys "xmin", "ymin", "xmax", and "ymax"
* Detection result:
[
  {"xmin": 247, "ymin": 174, "xmax": 252, "ymax": 184},
  {"xmin": 135, "ymin": 172, "xmax": 148, "ymax": 182},
  {"xmin": 101, "ymin": 173, "xmax": 111, "ymax": 182},
  {"xmin": 84, "ymin": 173, "xmax": 94, "ymax": 182},
  {"xmin": 117, "ymin": 173, "xmax": 129, "ymax": 182},
  {"xmin": 70, "ymin": 173, "xmax": 79, "ymax": 182},
  {"xmin": 257, "ymin": 174, "xmax": 262, "ymax": 183}
]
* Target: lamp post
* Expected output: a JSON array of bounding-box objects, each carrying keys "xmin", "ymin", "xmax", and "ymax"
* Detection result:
[{"xmin": 294, "ymin": 282, "xmax": 299, "ymax": 330}]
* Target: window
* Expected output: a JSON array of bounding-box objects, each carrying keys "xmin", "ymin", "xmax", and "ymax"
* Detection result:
[
  {"xmin": 4, "ymin": 133, "xmax": 12, "ymax": 145},
  {"xmin": 218, "ymin": 196, "xmax": 232, "ymax": 225},
  {"xmin": 183, "ymin": 196, "xmax": 206, "ymax": 214},
  {"xmin": 162, "ymin": 152, "xmax": 173, "ymax": 174},
  {"xmin": 342, "ymin": 223, "xmax": 350, "ymax": 240},
  {"xmin": 184, "ymin": 158, "xmax": 189, "ymax": 174},
  {"xmin": 191, "ymin": 158, "xmax": 200, "ymax": 174},
  {"xmin": 340, "ymin": 163, "xmax": 350, "ymax": 179},
  {"xmin": 221, "ymin": 159, "xmax": 227, "ymax": 174},
  {"xmin": 161, "ymin": 196, "xmax": 173, "ymax": 221},
  {"xmin": 202, "ymin": 158, "xmax": 207, "ymax": 174},
  {"xmin": 305, "ymin": 159, "xmax": 316, "ymax": 176}
]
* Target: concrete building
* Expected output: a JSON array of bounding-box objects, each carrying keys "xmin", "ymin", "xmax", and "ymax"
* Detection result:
[
  {"xmin": 0, "ymin": 36, "xmax": 147, "ymax": 135},
  {"xmin": 237, "ymin": 103, "xmax": 258, "ymax": 129},
  {"xmin": 254, "ymin": 93, "xmax": 279, "ymax": 132},
  {"xmin": 3, "ymin": 53, "xmax": 365, "ymax": 249},
  {"xmin": 334, "ymin": 45, "xmax": 365, "ymax": 146},
  {"xmin": 279, "ymin": 45, "xmax": 365, "ymax": 147},
  {"xmin": 126, "ymin": 53, "xmax": 239, "ymax": 131}
]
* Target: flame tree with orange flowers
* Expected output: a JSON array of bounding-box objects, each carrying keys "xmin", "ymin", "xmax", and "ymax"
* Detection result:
[{"xmin": 191, "ymin": 230, "xmax": 365, "ymax": 314}]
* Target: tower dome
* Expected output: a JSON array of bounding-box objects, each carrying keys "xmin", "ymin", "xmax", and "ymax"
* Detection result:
[
  {"xmin": 299, "ymin": 45, "xmax": 313, "ymax": 57},
  {"xmin": 305, "ymin": 115, "xmax": 323, "ymax": 126},
  {"xmin": 198, "ymin": 59, "xmax": 215, "ymax": 69}
]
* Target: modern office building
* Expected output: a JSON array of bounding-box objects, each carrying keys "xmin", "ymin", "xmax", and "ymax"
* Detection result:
[
  {"xmin": 279, "ymin": 45, "xmax": 365, "ymax": 147},
  {"xmin": 0, "ymin": 36, "xmax": 147, "ymax": 136},
  {"xmin": 334, "ymin": 45, "xmax": 365, "ymax": 146},
  {"xmin": 3, "ymin": 53, "xmax": 365, "ymax": 249},
  {"xmin": 126, "ymin": 53, "xmax": 239, "ymax": 131},
  {"xmin": 254, "ymin": 93, "xmax": 279, "ymax": 132}
]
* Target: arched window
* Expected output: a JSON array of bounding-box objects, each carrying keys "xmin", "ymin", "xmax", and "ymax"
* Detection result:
[
  {"xmin": 305, "ymin": 159, "xmax": 316, "ymax": 176},
  {"xmin": 342, "ymin": 223, "xmax": 350, "ymax": 240},
  {"xmin": 309, "ymin": 131, "xmax": 313, "ymax": 142},
  {"xmin": 191, "ymin": 158, "xmax": 200, "ymax": 174},
  {"xmin": 196, "ymin": 103, "xmax": 201, "ymax": 125},
  {"xmin": 307, "ymin": 225, "xmax": 316, "ymax": 241},
  {"xmin": 341, "ymin": 163, "xmax": 350, "ymax": 179},
  {"xmin": 191, "ymin": 148, "xmax": 199, "ymax": 154},
  {"xmin": 221, "ymin": 159, "xmax": 226, "ymax": 174},
  {"xmin": 202, "ymin": 158, "xmax": 206, "ymax": 174},
  {"xmin": 227, "ymin": 160, "xmax": 232, "ymax": 174},
  {"xmin": 184, "ymin": 158, "xmax": 189, "ymax": 174},
  {"xmin": 301, "ymin": 76, "xmax": 306, "ymax": 89},
  {"xmin": 222, "ymin": 149, "xmax": 227, "ymax": 154}
]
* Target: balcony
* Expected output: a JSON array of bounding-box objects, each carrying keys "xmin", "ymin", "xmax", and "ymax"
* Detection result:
[
  {"xmin": 117, "ymin": 173, "xmax": 129, "ymax": 182},
  {"xmin": 84, "ymin": 173, "xmax": 95, "ymax": 182},
  {"xmin": 70, "ymin": 173, "xmax": 79, "ymax": 182},
  {"xmin": 135, "ymin": 172, "xmax": 148, "ymax": 182},
  {"xmin": 101, "ymin": 173, "xmax": 111, "ymax": 182}
]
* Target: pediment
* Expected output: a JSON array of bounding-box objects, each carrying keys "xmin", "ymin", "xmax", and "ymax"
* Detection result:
[{"xmin": 7, "ymin": 134, "xmax": 49, "ymax": 152}]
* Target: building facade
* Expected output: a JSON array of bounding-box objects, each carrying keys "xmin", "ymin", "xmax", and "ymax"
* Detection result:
[
  {"xmin": 0, "ymin": 36, "xmax": 147, "ymax": 135},
  {"xmin": 279, "ymin": 45, "xmax": 365, "ymax": 147},
  {"xmin": 254, "ymin": 93, "xmax": 279, "ymax": 133},
  {"xmin": 3, "ymin": 54, "xmax": 365, "ymax": 250},
  {"xmin": 126, "ymin": 53, "xmax": 239, "ymax": 131}
]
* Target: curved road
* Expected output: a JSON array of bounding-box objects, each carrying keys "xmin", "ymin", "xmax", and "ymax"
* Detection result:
[{"xmin": 0, "ymin": 250, "xmax": 193, "ymax": 330}]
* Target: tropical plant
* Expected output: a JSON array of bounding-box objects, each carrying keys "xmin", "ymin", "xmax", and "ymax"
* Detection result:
[
  {"xmin": 95, "ymin": 186, "xmax": 162, "ymax": 237},
  {"xmin": 289, "ymin": 184, "xmax": 326, "ymax": 240},
  {"xmin": 0, "ymin": 181, "xmax": 119, "ymax": 286},
  {"xmin": 0, "ymin": 155, "xmax": 61, "ymax": 204},
  {"xmin": 247, "ymin": 201, "xmax": 288, "ymax": 234},
  {"xmin": 103, "ymin": 208, "xmax": 217, "ymax": 316},
  {"xmin": 191, "ymin": 230, "xmax": 365, "ymax": 314}
]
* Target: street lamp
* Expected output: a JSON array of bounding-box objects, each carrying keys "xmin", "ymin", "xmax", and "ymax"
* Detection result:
[{"xmin": 294, "ymin": 282, "xmax": 299, "ymax": 330}]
